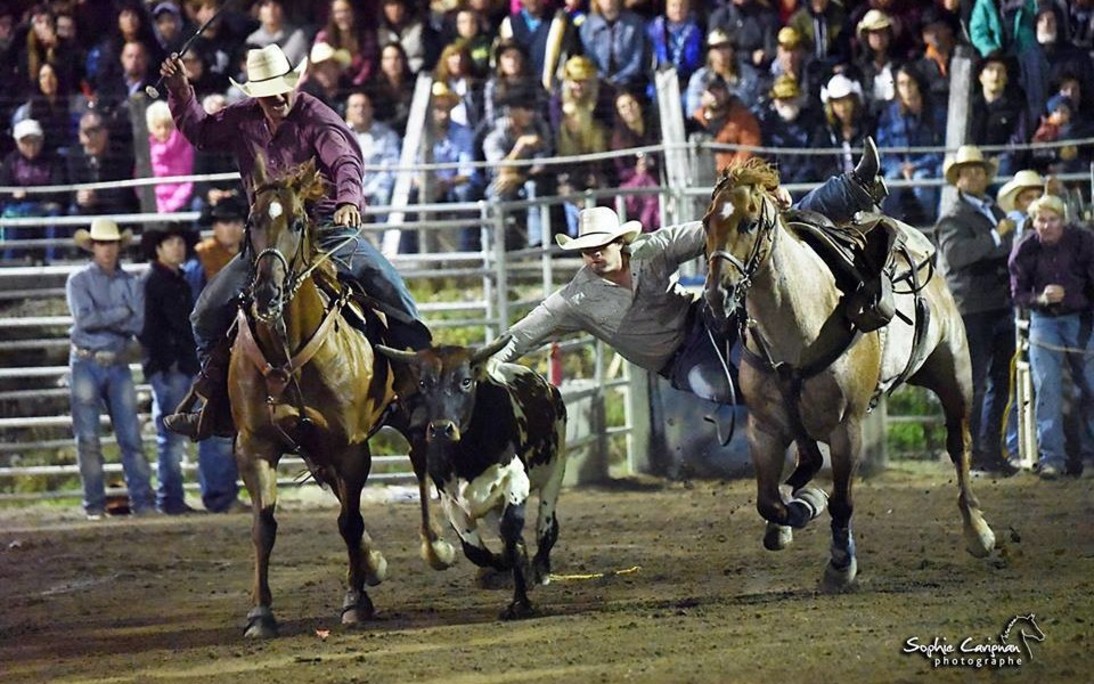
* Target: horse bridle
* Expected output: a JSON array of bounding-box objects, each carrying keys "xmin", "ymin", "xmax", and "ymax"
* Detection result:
[{"xmin": 705, "ymin": 193, "xmax": 777, "ymax": 317}]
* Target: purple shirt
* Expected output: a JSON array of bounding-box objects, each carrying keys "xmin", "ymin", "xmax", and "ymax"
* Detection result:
[
  {"xmin": 168, "ymin": 88, "xmax": 363, "ymax": 219},
  {"xmin": 1009, "ymin": 226, "xmax": 1094, "ymax": 314}
]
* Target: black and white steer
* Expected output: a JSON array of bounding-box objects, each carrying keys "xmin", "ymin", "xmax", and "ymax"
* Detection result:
[{"xmin": 377, "ymin": 335, "xmax": 567, "ymax": 619}]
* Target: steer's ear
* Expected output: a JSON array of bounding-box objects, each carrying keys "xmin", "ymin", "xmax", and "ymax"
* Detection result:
[
  {"xmin": 375, "ymin": 345, "xmax": 419, "ymax": 365},
  {"xmin": 470, "ymin": 334, "xmax": 512, "ymax": 365}
]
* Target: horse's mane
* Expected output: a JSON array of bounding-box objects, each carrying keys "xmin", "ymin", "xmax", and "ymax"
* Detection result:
[
  {"xmin": 280, "ymin": 159, "xmax": 327, "ymax": 204},
  {"xmin": 716, "ymin": 157, "xmax": 782, "ymax": 196}
]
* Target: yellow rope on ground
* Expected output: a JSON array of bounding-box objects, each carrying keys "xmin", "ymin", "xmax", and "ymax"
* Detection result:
[{"xmin": 548, "ymin": 565, "xmax": 642, "ymax": 581}]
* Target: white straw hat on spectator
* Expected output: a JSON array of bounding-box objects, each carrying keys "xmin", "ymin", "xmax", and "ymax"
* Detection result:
[
  {"xmin": 309, "ymin": 41, "xmax": 351, "ymax": 68},
  {"xmin": 13, "ymin": 118, "xmax": 44, "ymax": 140},
  {"xmin": 555, "ymin": 207, "xmax": 641, "ymax": 251},
  {"xmin": 942, "ymin": 145, "xmax": 997, "ymax": 185},
  {"xmin": 74, "ymin": 218, "xmax": 134, "ymax": 251},
  {"xmin": 856, "ymin": 9, "xmax": 893, "ymax": 42},
  {"xmin": 997, "ymin": 170, "xmax": 1045, "ymax": 213},
  {"xmin": 230, "ymin": 44, "xmax": 307, "ymax": 98},
  {"xmin": 821, "ymin": 74, "xmax": 863, "ymax": 103}
]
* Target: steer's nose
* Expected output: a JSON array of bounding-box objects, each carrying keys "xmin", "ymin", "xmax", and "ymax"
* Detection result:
[{"xmin": 427, "ymin": 420, "xmax": 461, "ymax": 442}]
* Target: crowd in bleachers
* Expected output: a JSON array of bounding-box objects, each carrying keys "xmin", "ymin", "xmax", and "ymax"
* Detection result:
[{"xmin": 1, "ymin": 0, "xmax": 1094, "ymax": 261}]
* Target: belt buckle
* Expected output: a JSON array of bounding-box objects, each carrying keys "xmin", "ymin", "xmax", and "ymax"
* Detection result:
[{"xmin": 93, "ymin": 350, "xmax": 117, "ymax": 365}]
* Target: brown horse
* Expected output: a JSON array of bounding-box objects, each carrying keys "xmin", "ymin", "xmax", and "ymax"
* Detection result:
[
  {"xmin": 702, "ymin": 159, "xmax": 995, "ymax": 590},
  {"xmin": 229, "ymin": 158, "xmax": 453, "ymax": 638}
]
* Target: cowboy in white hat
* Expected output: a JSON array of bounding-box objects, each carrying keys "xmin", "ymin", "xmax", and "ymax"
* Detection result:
[
  {"xmin": 935, "ymin": 144, "xmax": 1019, "ymax": 476},
  {"xmin": 66, "ymin": 218, "xmax": 156, "ymax": 519},
  {"xmin": 996, "ymin": 169, "xmax": 1047, "ymax": 235},
  {"xmin": 157, "ymin": 44, "xmax": 432, "ymax": 440}
]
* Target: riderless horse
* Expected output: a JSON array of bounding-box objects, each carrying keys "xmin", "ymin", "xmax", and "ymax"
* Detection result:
[
  {"xmin": 229, "ymin": 158, "xmax": 453, "ymax": 637},
  {"xmin": 702, "ymin": 158, "xmax": 996, "ymax": 590}
]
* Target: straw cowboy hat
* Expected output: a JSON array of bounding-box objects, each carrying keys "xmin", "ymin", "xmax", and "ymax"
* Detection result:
[
  {"xmin": 821, "ymin": 73, "xmax": 863, "ymax": 103},
  {"xmin": 856, "ymin": 9, "xmax": 893, "ymax": 42},
  {"xmin": 309, "ymin": 41, "xmax": 351, "ymax": 68},
  {"xmin": 777, "ymin": 27, "xmax": 802, "ymax": 50},
  {"xmin": 230, "ymin": 44, "xmax": 308, "ymax": 98},
  {"xmin": 706, "ymin": 28, "xmax": 734, "ymax": 50},
  {"xmin": 997, "ymin": 170, "xmax": 1046, "ymax": 213},
  {"xmin": 769, "ymin": 74, "xmax": 801, "ymax": 100},
  {"xmin": 555, "ymin": 206, "xmax": 641, "ymax": 251},
  {"xmin": 563, "ymin": 55, "xmax": 597, "ymax": 81},
  {"xmin": 943, "ymin": 145, "xmax": 997, "ymax": 186},
  {"xmin": 431, "ymin": 81, "xmax": 461, "ymax": 109},
  {"xmin": 74, "ymin": 218, "xmax": 134, "ymax": 251}
]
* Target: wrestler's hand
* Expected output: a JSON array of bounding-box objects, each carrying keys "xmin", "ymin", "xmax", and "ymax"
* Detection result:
[
  {"xmin": 159, "ymin": 53, "xmax": 190, "ymax": 98},
  {"xmin": 334, "ymin": 203, "xmax": 361, "ymax": 228}
]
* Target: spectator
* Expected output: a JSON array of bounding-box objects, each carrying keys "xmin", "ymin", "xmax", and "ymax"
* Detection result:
[
  {"xmin": 146, "ymin": 99, "xmax": 194, "ymax": 213},
  {"xmin": 915, "ymin": 7, "xmax": 962, "ymax": 107},
  {"xmin": 685, "ymin": 28, "xmax": 763, "ymax": 122},
  {"xmin": 246, "ymin": 0, "xmax": 310, "ymax": 67},
  {"xmin": 707, "ymin": 0, "xmax": 780, "ymax": 72},
  {"xmin": 432, "ymin": 40, "xmax": 484, "ymax": 131},
  {"xmin": 189, "ymin": 93, "xmax": 243, "ymax": 212},
  {"xmin": 935, "ymin": 145, "xmax": 1019, "ymax": 476},
  {"xmin": 550, "ymin": 54, "xmax": 605, "ymax": 130},
  {"xmin": 13, "ymin": 61, "xmax": 82, "ymax": 156},
  {"xmin": 767, "ymin": 26, "xmax": 817, "ymax": 105},
  {"xmin": 184, "ymin": 0, "xmax": 251, "ymax": 91},
  {"xmin": 482, "ymin": 83, "xmax": 554, "ymax": 248},
  {"xmin": 344, "ymin": 89, "xmax": 401, "ymax": 211},
  {"xmin": 139, "ymin": 223, "xmax": 199, "ymax": 515},
  {"xmin": 692, "ymin": 77, "xmax": 761, "ymax": 172},
  {"xmin": 412, "ymin": 81, "xmax": 480, "ymax": 251},
  {"xmin": 86, "ymin": 1, "xmax": 163, "ymax": 95},
  {"xmin": 376, "ymin": 0, "xmax": 439, "ymax": 75},
  {"xmin": 997, "ymin": 168, "xmax": 1046, "ymax": 236},
  {"xmin": 499, "ymin": 0, "xmax": 577, "ymax": 92},
  {"xmin": 151, "ymin": 1, "xmax": 188, "ymax": 54},
  {"xmin": 1, "ymin": 118, "xmax": 65, "ymax": 263},
  {"xmin": 875, "ymin": 64, "xmax": 945, "ymax": 224},
  {"xmin": 1008, "ymin": 194, "xmax": 1094, "ymax": 480},
  {"xmin": 610, "ymin": 88, "xmax": 661, "ymax": 230},
  {"xmin": 65, "ymin": 110, "xmax": 140, "ymax": 217},
  {"xmin": 1030, "ymin": 94, "xmax": 1083, "ymax": 174},
  {"xmin": 447, "ymin": 8, "xmax": 494, "ymax": 79},
  {"xmin": 810, "ymin": 73, "xmax": 873, "ymax": 180},
  {"xmin": 848, "ymin": 0, "xmax": 921, "ymax": 60},
  {"xmin": 854, "ymin": 9, "xmax": 897, "ymax": 118},
  {"xmin": 579, "ymin": 0, "xmax": 650, "ymax": 95},
  {"xmin": 66, "ymin": 218, "xmax": 155, "ymax": 519},
  {"xmin": 1018, "ymin": 4, "xmax": 1094, "ymax": 133},
  {"xmin": 969, "ymin": 53, "xmax": 1029, "ymax": 176},
  {"xmin": 366, "ymin": 41, "xmax": 414, "ymax": 136},
  {"xmin": 482, "ymin": 39, "xmax": 543, "ymax": 126},
  {"xmin": 16, "ymin": 6, "xmax": 83, "ymax": 102},
  {"xmin": 181, "ymin": 196, "xmax": 247, "ymax": 513},
  {"xmin": 646, "ymin": 0, "xmax": 704, "ymax": 89},
  {"xmin": 314, "ymin": 0, "xmax": 379, "ymax": 88},
  {"xmin": 787, "ymin": 0, "xmax": 851, "ymax": 68},
  {"xmin": 970, "ymin": 0, "xmax": 1037, "ymax": 58},
  {"xmin": 96, "ymin": 39, "xmax": 157, "ymax": 148},
  {"xmin": 301, "ymin": 41, "xmax": 352, "ymax": 115},
  {"xmin": 757, "ymin": 74, "xmax": 822, "ymax": 191},
  {"xmin": 555, "ymin": 84, "xmax": 611, "ymax": 193}
]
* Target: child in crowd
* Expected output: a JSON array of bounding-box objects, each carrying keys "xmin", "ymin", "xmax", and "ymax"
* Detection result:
[{"xmin": 146, "ymin": 100, "xmax": 194, "ymax": 214}]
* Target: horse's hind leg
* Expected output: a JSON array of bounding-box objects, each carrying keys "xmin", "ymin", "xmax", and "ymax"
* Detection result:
[
  {"xmin": 240, "ymin": 451, "xmax": 280, "ymax": 638},
  {"xmin": 913, "ymin": 353, "xmax": 996, "ymax": 557},
  {"xmin": 336, "ymin": 446, "xmax": 387, "ymax": 626}
]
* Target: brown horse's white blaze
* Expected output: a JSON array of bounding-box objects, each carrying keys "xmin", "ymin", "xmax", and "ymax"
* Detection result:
[
  {"xmin": 702, "ymin": 159, "xmax": 995, "ymax": 590},
  {"xmin": 228, "ymin": 156, "xmax": 431, "ymax": 638},
  {"xmin": 378, "ymin": 337, "xmax": 567, "ymax": 620}
]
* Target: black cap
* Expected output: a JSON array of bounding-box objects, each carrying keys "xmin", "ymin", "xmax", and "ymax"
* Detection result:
[
  {"xmin": 141, "ymin": 222, "xmax": 197, "ymax": 261},
  {"xmin": 198, "ymin": 194, "xmax": 248, "ymax": 226}
]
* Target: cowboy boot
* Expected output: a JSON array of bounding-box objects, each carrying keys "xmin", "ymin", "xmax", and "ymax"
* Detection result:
[
  {"xmin": 851, "ymin": 137, "xmax": 889, "ymax": 206},
  {"xmin": 163, "ymin": 339, "xmax": 233, "ymax": 441}
]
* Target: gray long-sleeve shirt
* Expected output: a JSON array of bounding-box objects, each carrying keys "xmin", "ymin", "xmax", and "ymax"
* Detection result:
[
  {"xmin": 66, "ymin": 262, "xmax": 144, "ymax": 353},
  {"xmin": 498, "ymin": 222, "xmax": 705, "ymax": 371}
]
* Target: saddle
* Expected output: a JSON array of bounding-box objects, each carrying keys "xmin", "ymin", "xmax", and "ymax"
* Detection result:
[{"xmin": 783, "ymin": 209, "xmax": 933, "ymax": 333}]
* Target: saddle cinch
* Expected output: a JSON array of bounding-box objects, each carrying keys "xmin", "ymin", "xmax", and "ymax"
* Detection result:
[{"xmin": 783, "ymin": 209, "xmax": 936, "ymax": 333}]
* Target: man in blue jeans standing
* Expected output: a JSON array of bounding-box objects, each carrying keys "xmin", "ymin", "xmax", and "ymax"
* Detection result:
[{"xmin": 66, "ymin": 219, "xmax": 155, "ymax": 520}]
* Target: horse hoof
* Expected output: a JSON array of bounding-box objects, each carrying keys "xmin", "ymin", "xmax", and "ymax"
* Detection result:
[
  {"xmin": 532, "ymin": 559, "xmax": 551, "ymax": 586},
  {"xmin": 500, "ymin": 598, "xmax": 535, "ymax": 621},
  {"xmin": 422, "ymin": 538, "xmax": 457, "ymax": 570},
  {"xmin": 791, "ymin": 487, "xmax": 828, "ymax": 521},
  {"xmin": 964, "ymin": 520, "xmax": 996, "ymax": 559},
  {"xmin": 364, "ymin": 550, "xmax": 387, "ymax": 586},
  {"xmin": 763, "ymin": 522, "xmax": 793, "ymax": 551},
  {"xmin": 341, "ymin": 593, "xmax": 376, "ymax": 626},
  {"xmin": 243, "ymin": 606, "xmax": 279, "ymax": 638},
  {"xmin": 820, "ymin": 557, "xmax": 859, "ymax": 593}
]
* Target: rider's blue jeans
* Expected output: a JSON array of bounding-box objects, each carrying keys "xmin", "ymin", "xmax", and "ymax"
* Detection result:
[{"xmin": 797, "ymin": 174, "xmax": 874, "ymax": 222}]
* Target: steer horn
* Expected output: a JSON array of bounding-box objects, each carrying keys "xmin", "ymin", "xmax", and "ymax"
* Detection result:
[
  {"xmin": 375, "ymin": 344, "xmax": 419, "ymax": 363},
  {"xmin": 470, "ymin": 334, "xmax": 512, "ymax": 364}
]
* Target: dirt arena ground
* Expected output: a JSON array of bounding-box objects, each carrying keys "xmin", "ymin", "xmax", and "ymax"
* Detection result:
[{"xmin": 1, "ymin": 462, "xmax": 1092, "ymax": 684}]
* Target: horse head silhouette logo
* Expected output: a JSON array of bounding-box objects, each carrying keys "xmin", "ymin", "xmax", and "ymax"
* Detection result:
[{"xmin": 1000, "ymin": 614, "xmax": 1045, "ymax": 661}]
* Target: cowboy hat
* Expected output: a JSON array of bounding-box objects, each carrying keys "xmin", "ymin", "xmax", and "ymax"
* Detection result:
[
  {"xmin": 943, "ymin": 145, "xmax": 997, "ymax": 185},
  {"xmin": 431, "ymin": 81, "xmax": 461, "ymax": 109},
  {"xmin": 555, "ymin": 206, "xmax": 641, "ymax": 251},
  {"xmin": 230, "ymin": 44, "xmax": 308, "ymax": 98},
  {"xmin": 140, "ymin": 222, "xmax": 198, "ymax": 261},
  {"xmin": 777, "ymin": 27, "xmax": 802, "ymax": 50},
  {"xmin": 74, "ymin": 218, "xmax": 134, "ymax": 251},
  {"xmin": 309, "ymin": 41, "xmax": 351, "ymax": 68},
  {"xmin": 563, "ymin": 55, "xmax": 597, "ymax": 81},
  {"xmin": 821, "ymin": 73, "xmax": 863, "ymax": 103},
  {"xmin": 769, "ymin": 74, "xmax": 801, "ymax": 100},
  {"xmin": 706, "ymin": 28, "xmax": 735, "ymax": 50},
  {"xmin": 997, "ymin": 170, "xmax": 1046, "ymax": 213},
  {"xmin": 856, "ymin": 9, "xmax": 893, "ymax": 42}
]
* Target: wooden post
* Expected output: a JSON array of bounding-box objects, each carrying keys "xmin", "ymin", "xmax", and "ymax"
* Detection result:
[{"xmin": 939, "ymin": 45, "xmax": 975, "ymax": 216}]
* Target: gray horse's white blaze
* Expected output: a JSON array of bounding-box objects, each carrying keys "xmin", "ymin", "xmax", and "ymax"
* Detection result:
[{"xmin": 377, "ymin": 339, "xmax": 567, "ymax": 619}]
